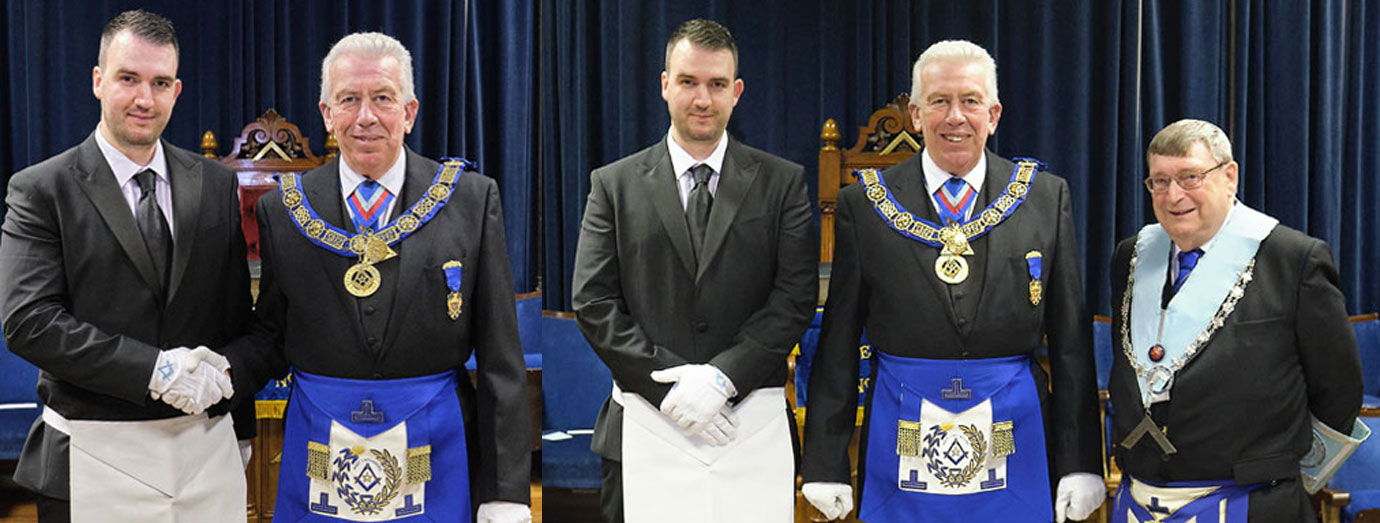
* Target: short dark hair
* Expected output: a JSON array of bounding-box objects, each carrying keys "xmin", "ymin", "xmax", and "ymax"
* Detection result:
[
  {"xmin": 99, "ymin": 9, "xmax": 179, "ymax": 67},
  {"xmin": 665, "ymin": 19, "xmax": 738, "ymax": 76}
]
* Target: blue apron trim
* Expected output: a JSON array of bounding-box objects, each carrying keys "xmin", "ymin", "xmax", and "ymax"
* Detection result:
[
  {"xmin": 1111, "ymin": 478, "xmax": 1261, "ymax": 523},
  {"xmin": 276, "ymin": 370, "xmax": 471, "ymax": 522},
  {"xmin": 860, "ymin": 353, "xmax": 1052, "ymax": 522}
]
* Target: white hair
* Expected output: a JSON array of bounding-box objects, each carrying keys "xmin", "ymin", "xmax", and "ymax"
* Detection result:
[
  {"xmin": 910, "ymin": 40, "xmax": 999, "ymax": 106},
  {"xmin": 319, "ymin": 32, "xmax": 416, "ymax": 105}
]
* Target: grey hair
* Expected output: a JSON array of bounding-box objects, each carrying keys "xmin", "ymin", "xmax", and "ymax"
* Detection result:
[
  {"xmin": 1147, "ymin": 119, "xmax": 1234, "ymax": 165},
  {"xmin": 319, "ymin": 32, "xmax": 416, "ymax": 105},
  {"xmin": 910, "ymin": 40, "xmax": 999, "ymax": 106}
]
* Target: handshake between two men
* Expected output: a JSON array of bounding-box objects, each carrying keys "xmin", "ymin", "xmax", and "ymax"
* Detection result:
[{"xmin": 147, "ymin": 346, "xmax": 234, "ymax": 415}]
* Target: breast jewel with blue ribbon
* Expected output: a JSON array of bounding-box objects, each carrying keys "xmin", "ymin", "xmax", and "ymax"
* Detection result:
[
  {"xmin": 855, "ymin": 158, "xmax": 1042, "ymax": 284},
  {"xmin": 280, "ymin": 158, "xmax": 472, "ymax": 298}
]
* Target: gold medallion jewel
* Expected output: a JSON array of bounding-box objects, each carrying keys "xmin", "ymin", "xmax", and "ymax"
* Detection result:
[
  {"xmin": 936, "ymin": 254, "xmax": 970, "ymax": 284},
  {"xmin": 306, "ymin": 219, "xmax": 326, "ymax": 239},
  {"xmin": 447, "ymin": 292, "xmax": 463, "ymax": 320},
  {"xmin": 427, "ymin": 183, "xmax": 451, "ymax": 201},
  {"xmin": 866, "ymin": 184, "xmax": 887, "ymax": 202},
  {"xmin": 344, "ymin": 263, "xmax": 382, "ymax": 297},
  {"xmin": 1029, "ymin": 280, "xmax": 1044, "ymax": 306},
  {"xmin": 397, "ymin": 214, "xmax": 421, "ymax": 232}
]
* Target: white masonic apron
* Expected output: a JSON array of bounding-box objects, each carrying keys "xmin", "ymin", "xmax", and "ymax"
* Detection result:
[
  {"xmin": 47, "ymin": 408, "xmax": 244, "ymax": 523},
  {"xmin": 617, "ymin": 385, "xmax": 793, "ymax": 523}
]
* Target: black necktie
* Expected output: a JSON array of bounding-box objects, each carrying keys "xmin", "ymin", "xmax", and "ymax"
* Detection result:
[
  {"xmin": 135, "ymin": 170, "xmax": 172, "ymax": 297},
  {"xmin": 686, "ymin": 164, "xmax": 714, "ymax": 261}
]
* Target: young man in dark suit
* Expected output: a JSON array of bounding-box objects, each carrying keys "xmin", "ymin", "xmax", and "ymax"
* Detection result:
[
  {"xmin": 572, "ymin": 18, "xmax": 818, "ymax": 523},
  {"xmin": 223, "ymin": 32, "xmax": 531, "ymax": 523},
  {"xmin": 801, "ymin": 40, "xmax": 1105, "ymax": 522},
  {"xmin": 0, "ymin": 9, "xmax": 254, "ymax": 522},
  {"xmin": 1106, "ymin": 119, "xmax": 1363, "ymax": 522}
]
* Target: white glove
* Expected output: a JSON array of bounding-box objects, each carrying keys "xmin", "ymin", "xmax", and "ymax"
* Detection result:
[
  {"xmin": 476, "ymin": 501, "xmax": 531, "ymax": 523},
  {"xmin": 238, "ymin": 439, "xmax": 253, "ymax": 469},
  {"xmin": 148, "ymin": 346, "xmax": 233, "ymax": 414},
  {"xmin": 650, "ymin": 364, "xmax": 737, "ymax": 437},
  {"xmin": 692, "ymin": 405, "xmax": 739, "ymax": 446},
  {"xmin": 1055, "ymin": 472, "xmax": 1106, "ymax": 522},
  {"xmin": 802, "ymin": 482, "xmax": 853, "ymax": 521}
]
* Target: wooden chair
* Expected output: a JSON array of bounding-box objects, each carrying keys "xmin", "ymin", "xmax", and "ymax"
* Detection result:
[
  {"xmin": 201, "ymin": 109, "xmax": 332, "ymax": 522},
  {"xmin": 818, "ymin": 93, "xmax": 921, "ymax": 265},
  {"xmin": 201, "ymin": 108, "xmax": 335, "ymax": 261},
  {"xmin": 1314, "ymin": 313, "xmax": 1380, "ymax": 523}
]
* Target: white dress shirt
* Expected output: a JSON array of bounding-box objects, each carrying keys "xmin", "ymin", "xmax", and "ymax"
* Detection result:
[
  {"xmin": 920, "ymin": 149, "xmax": 987, "ymax": 222},
  {"xmin": 95, "ymin": 127, "xmax": 174, "ymax": 237},
  {"xmin": 667, "ymin": 129, "xmax": 728, "ymax": 210},
  {"xmin": 338, "ymin": 151, "xmax": 407, "ymax": 227}
]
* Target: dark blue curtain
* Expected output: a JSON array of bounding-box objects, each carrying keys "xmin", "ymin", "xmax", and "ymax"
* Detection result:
[
  {"xmin": 539, "ymin": 0, "xmax": 1380, "ymax": 315},
  {"xmin": 0, "ymin": 0, "xmax": 538, "ymax": 292},
  {"xmin": 3, "ymin": 1, "xmax": 1377, "ymax": 314}
]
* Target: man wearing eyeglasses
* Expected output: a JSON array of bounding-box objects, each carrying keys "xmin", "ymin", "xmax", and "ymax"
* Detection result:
[{"xmin": 1107, "ymin": 119, "xmax": 1363, "ymax": 522}]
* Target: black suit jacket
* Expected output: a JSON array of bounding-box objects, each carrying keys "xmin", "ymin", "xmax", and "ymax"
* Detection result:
[
  {"xmin": 571, "ymin": 137, "xmax": 818, "ymax": 460},
  {"xmin": 1108, "ymin": 224, "xmax": 1362, "ymax": 518},
  {"xmin": 801, "ymin": 151, "xmax": 1102, "ymax": 484},
  {"xmin": 0, "ymin": 134, "xmax": 253, "ymax": 497},
  {"xmin": 224, "ymin": 149, "xmax": 530, "ymax": 505}
]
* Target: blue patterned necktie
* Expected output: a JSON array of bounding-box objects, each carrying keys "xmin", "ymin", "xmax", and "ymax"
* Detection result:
[
  {"xmin": 1172, "ymin": 248, "xmax": 1204, "ymax": 294},
  {"xmin": 349, "ymin": 180, "xmax": 394, "ymax": 233},
  {"xmin": 933, "ymin": 176, "xmax": 976, "ymax": 225}
]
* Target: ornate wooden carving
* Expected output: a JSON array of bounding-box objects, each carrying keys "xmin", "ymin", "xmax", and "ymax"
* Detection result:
[
  {"xmin": 203, "ymin": 109, "xmax": 327, "ymax": 261},
  {"xmin": 818, "ymin": 94, "xmax": 922, "ymax": 263}
]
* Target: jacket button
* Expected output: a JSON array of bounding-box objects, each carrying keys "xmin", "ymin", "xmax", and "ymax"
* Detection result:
[
  {"xmin": 372, "ymin": 373, "xmax": 383, "ymax": 379},
  {"xmin": 695, "ymin": 322, "xmax": 709, "ymax": 333},
  {"xmin": 957, "ymin": 317, "xmax": 968, "ymax": 326},
  {"xmin": 366, "ymin": 336, "xmax": 378, "ymax": 345},
  {"xmin": 364, "ymin": 306, "xmax": 376, "ymax": 316}
]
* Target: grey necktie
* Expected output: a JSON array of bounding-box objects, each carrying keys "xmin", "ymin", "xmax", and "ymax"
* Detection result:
[
  {"xmin": 686, "ymin": 163, "xmax": 714, "ymax": 260},
  {"xmin": 135, "ymin": 169, "xmax": 172, "ymax": 298}
]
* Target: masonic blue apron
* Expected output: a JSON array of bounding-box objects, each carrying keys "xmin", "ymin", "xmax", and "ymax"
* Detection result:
[
  {"xmin": 860, "ymin": 352, "xmax": 1051, "ymax": 522},
  {"xmin": 275, "ymin": 370, "xmax": 471, "ymax": 522},
  {"xmin": 1111, "ymin": 477, "xmax": 1260, "ymax": 523}
]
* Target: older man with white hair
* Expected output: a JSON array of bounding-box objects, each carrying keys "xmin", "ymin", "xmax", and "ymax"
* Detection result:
[
  {"xmin": 224, "ymin": 32, "xmax": 531, "ymax": 523},
  {"xmin": 801, "ymin": 39, "xmax": 1105, "ymax": 522},
  {"xmin": 1106, "ymin": 119, "xmax": 1364, "ymax": 522}
]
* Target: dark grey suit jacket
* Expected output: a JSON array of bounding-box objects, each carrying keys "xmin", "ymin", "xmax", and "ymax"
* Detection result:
[
  {"xmin": 801, "ymin": 151, "xmax": 1102, "ymax": 485},
  {"xmin": 0, "ymin": 134, "xmax": 253, "ymax": 498},
  {"xmin": 1109, "ymin": 224, "xmax": 1362, "ymax": 520},
  {"xmin": 572, "ymin": 137, "xmax": 818, "ymax": 460},
  {"xmin": 224, "ymin": 149, "xmax": 531, "ymax": 505}
]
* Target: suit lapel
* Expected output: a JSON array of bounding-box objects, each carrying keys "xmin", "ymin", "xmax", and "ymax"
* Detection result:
[
  {"xmin": 164, "ymin": 143, "xmax": 203, "ymax": 306},
  {"xmin": 893, "ymin": 155, "xmax": 959, "ymax": 327},
  {"xmin": 647, "ymin": 141, "xmax": 697, "ymax": 279},
  {"xmin": 696, "ymin": 139, "xmax": 757, "ymax": 282},
  {"xmin": 970, "ymin": 152, "xmax": 1013, "ymax": 326},
  {"xmin": 71, "ymin": 135, "xmax": 163, "ymax": 294},
  {"xmin": 379, "ymin": 150, "xmax": 432, "ymax": 358},
  {"xmin": 302, "ymin": 159, "xmax": 366, "ymax": 335}
]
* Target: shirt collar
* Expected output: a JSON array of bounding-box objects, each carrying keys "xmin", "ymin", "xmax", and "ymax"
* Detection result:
[
  {"xmin": 921, "ymin": 148, "xmax": 987, "ymax": 195},
  {"xmin": 94, "ymin": 126, "xmax": 169, "ymax": 187},
  {"xmin": 339, "ymin": 149, "xmax": 407, "ymax": 198},
  {"xmin": 667, "ymin": 128, "xmax": 728, "ymax": 177}
]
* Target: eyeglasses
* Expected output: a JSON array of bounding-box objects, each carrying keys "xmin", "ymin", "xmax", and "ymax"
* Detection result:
[{"xmin": 1143, "ymin": 161, "xmax": 1227, "ymax": 193}]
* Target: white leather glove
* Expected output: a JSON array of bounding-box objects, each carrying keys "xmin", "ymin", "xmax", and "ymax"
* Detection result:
[
  {"xmin": 1055, "ymin": 472, "xmax": 1106, "ymax": 522},
  {"xmin": 802, "ymin": 482, "xmax": 853, "ymax": 521},
  {"xmin": 650, "ymin": 364, "xmax": 737, "ymax": 437},
  {"xmin": 238, "ymin": 439, "xmax": 253, "ymax": 469},
  {"xmin": 692, "ymin": 405, "xmax": 739, "ymax": 446},
  {"xmin": 148, "ymin": 347, "xmax": 233, "ymax": 414},
  {"xmin": 476, "ymin": 501, "xmax": 531, "ymax": 523}
]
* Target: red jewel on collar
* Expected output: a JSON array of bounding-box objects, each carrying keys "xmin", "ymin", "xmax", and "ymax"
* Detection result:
[{"xmin": 1149, "ymin": 344, "xmax": 1166, "ymax": 362}]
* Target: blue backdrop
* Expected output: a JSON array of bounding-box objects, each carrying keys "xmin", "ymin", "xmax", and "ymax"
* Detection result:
[{"xmin": 1, "ymin": 0, "xmax": 1377, "ymax": 316}]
